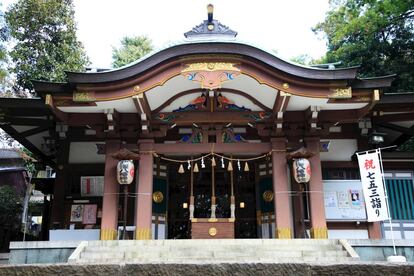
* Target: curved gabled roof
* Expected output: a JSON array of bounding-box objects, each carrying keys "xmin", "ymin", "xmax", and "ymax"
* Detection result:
[{"xmin": 65, "ymin": 40, "xmax": 360, "ymax": 84}]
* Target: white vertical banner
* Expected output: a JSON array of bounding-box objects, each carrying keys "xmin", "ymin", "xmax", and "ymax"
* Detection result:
[{"xmin": 357, "ymin": 149, "xmax": 389, "ymax": 222}]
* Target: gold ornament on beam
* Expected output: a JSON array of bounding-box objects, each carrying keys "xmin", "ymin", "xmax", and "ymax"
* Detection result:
[
  {"xmin": 328, "ymin": 87, "xmax": 352, "ymax": 99},
  {"xmin": 227, "ymin": 161, "xmax": 233, "ymax": 171},
  {"xmin": 152, "ymin": 191, "xmax": 164, "ymax": 203},
  {"xmin": 194, "ymin": 163, "xmax": 199, "ymax": 173},
  {"xmin": 244, "ymin": 162, "xmax": 250, "ymax": 172},
  {"xmin": 178, "ymin": 164, "xmax": 184, "ymax": 174}
]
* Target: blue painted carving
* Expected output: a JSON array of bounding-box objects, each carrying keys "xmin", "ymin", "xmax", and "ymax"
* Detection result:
[
  {"xmin": 179, "ymin": 128, "xmax": 203, "ymax": 144},
  {"xmin": 222, "ymin": 128, "xmax": 246, "ymax": 143}
]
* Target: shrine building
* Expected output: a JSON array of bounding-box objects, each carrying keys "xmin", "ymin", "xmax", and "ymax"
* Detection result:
[{"xmin": 1, "ymin": 5, "xmax": 414, "ymax": 244}]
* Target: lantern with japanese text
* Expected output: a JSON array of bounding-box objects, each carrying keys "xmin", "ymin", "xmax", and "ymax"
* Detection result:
[
  {"xmin": 117, "ymin": 160, "xmax": 135, "ymax": 185},
  {"xmin": 292, "ymin": 158, "xmax": 311, "ymax": 183}
]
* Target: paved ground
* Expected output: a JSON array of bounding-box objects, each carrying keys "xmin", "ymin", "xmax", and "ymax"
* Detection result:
[{"xmin": 0, "ymin": 262, "xmax": 413, "ymax": 275}]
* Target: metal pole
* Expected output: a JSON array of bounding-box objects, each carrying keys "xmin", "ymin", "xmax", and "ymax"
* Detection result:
[
  {"xmin": 378, "ymin": 148, "xmax": 397, "ymax": 255},
  {"xmin": 355, "ymin": 145, "xmax": 397, "ymax": 155},
  {"xmin": 122, "ymin": 185, "xmax": 128, "ymax": 240}
]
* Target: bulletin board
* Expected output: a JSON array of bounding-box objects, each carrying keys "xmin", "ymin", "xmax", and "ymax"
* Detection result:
[{"xmin": 323, "ymin": 180, "xmax": 367, "ymax": 220}]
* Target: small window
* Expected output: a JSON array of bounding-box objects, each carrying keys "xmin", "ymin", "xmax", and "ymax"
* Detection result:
[{"xmin": 322, "ymin": 168, "xmax": 360, "ymax": 180}]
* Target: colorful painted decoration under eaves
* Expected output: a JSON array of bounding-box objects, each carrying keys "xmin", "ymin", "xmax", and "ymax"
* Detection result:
[
  {"xmin": 243, "ymin": 111, "xmax": 271, "ymax": 122},
  {"xmin": 180, "ymin": 128, "xmax": 203, "ymax": 143},
  {"xmin": 181, "ymin": 62, "xmax": 241, "ymax": 89},
  {"xmin": 222, "ymin": 128, "xmax": 246, "ymax": 143},
  {"xmin": 217, "ymin": 93, "xmax": 251, "ymax": 111},
  {"xmin": 173, "ymin": 93, "xmax": 207, "ymax": 112},
  {"xmin": 156, "ymin": 113, "xmax": 178, "ymax": 123}
]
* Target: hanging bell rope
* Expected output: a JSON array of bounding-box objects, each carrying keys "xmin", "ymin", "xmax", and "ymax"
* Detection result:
[{"xmin": 156, "ymin": 150, "xmax": 282, "ymax": 164}]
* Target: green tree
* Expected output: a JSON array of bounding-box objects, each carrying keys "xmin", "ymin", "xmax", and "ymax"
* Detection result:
[
  {"xmin": 0, "ymin": 3, "xmax": 8, "ymax": 85},
  {"xmin": 112, "ymin": 36, "xmax": 153, "ymax": 68},
  {"xmin": 0, "ymin": 185, "xmax": 22, "ymax": 227},
  {"xmin": 314, "ymin": 0, "xmax": 414, "ymax": 92},
  {"xmin": 289, "ymin": 54, "xmax": 319, "ymax": 66},
  {"xmin": 5, "ymin": 0, "xmax": 89, "ymax": 93}
]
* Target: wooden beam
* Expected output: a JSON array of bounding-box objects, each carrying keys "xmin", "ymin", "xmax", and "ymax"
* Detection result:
[
  {"xmin": 372, "ymin": 112, "xmax": 414, "ymax": 123},
  {"xmin": 3, "ymin": 117, "xmax": 54, "ymax": 127},
  {"xmin": 305, "ymin": 106, "xmax": 320, "ymax": 132},
  {"xmin": 133, "ymin": 94, "xmax": 151, "ymax": 135},
  {"xmin": 152, "ymin": 111, "xmax": 273, "ymax": 125},
  {"xmin": 152, "ymin": 89, "xmax": 202, "ymax": 114},
  {"xmin": 45, "ymin": 94, "xmax": 68, "ymax": 122},
  {"xmin": 0, "ymin": 124, "xmax": 55, "ymax": 166},
  {"xmin": 217, "ymin": 88, "xmax": 272, "ymax": 112},
  {"xmin": 271, "ymin": 90, "xmax": 289, "ymax": 135},
  {"xmin": 153, "ymin": 142, "xmax": 272, "ymax": 154},
  {"xmin": 19, "ymin": 126, "xmax": 50, "ymax": 137},
  {"xmin": 377, "ymin": 122, "xmax": 414, "ymax": 136}
]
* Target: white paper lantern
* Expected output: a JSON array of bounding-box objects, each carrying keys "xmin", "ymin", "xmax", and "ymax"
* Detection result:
[
  {"xmin": 293, "ymin": 158, "xmax": 311, "ymax": 183},
  {"xmin": 117, "ymin": 160, "xmax": 135, "ymax": 185}
]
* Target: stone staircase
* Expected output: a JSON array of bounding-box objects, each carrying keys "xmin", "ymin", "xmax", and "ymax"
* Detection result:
[{"xmin": 68, "ymin": 239, "xmax": 359, "ymax": 264}]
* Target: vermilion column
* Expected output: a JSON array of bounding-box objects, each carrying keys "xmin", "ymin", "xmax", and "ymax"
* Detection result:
[
  {"xmin": 100, "ymin": 140, "xmax": 121, "ymax": 240},
  {"xmin": 368, "ymin": 222, "xmax": 382, "ymax": 239},
  {"xmin": 305, "ymin": 137, "xmax": 328, "ymax": 239},
  {"xmin": 135, "ymin": 139, "xmax": 154, "ymax": 240},
  {"xmin": 271, "ymin": 138, "xmax": 293, "ymax": 238}
]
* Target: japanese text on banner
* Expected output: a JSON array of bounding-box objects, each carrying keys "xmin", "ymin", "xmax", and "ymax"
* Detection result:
[{"xmin": 357, "ymin": 150, "xmax": 389, "ymax": 222}]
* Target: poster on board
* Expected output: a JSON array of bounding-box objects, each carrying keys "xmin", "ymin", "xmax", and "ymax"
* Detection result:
[
  {"xmin": 323, "ymin": 180, "xmax": 367, "ymax": 220},
  {"xmin": 82, "ymin": 205, "xmax": 97, "ymax": 224},
  {"xmin": 70, "ymin": 204, "xmax": 84, "ymax": 222},
  {"xmin": 81, "ymin": 176, "xmax": 104, "ymax": 197}
]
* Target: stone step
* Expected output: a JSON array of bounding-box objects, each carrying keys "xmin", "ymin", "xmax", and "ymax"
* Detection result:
[
  {"xmin": 80, "ymin": 249, "xmax": 348, "ymax": 261},
  {"xmin": 72, "ymin": 239, "xmax": 357, "ymax": 264},
  {"xmin": 302, "ymin": 250, "xmax": 348, "ymax": 257},
  {"xmin": 80, "ymin": 251, "xmax": 126, "ymax": 259},
  {"xmin": 75, "ymin": 256, "xmax": 356, "ymax": 264},
  {"xmin": 83, "ymin": 244, "xmax": 344, "ymax": 253},
  {"xmin": 85, "ymin": 239, "xmax": 340, "ymax": 247}
]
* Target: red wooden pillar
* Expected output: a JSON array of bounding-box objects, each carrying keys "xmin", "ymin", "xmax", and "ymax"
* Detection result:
[
  {"xmin": 135, "ymin": 139, "xmax": 154, "ymax": 240},
  {"xmin": 271, "ymin": 138, "xmax": 293, "ymax": 238},
  {"xmin": 368, "ymin": 222, "xmax": 382, "ymax": 239},
  {"xmin": 100, "ymin": 140, "xmax": 121, "ymax": 240},
  {"xmin": 305, "ymin": 137, "xmax": 328, "ymax": 239}
]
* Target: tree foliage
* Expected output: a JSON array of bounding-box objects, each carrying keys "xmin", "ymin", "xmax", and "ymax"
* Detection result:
[
  {"xmin": 314, "ymin": 0, "xmax": 414, "ymax": 92},
  {"xmin": 112, "ymin": 35, "xmax": 153, "ymax": 68},
  {"xmin": 290, "ymin": 54, "xmax": 318, "ymax": 66},
  {"xmin": 0, "ymin": 185, "xmax": 22, "ymax": 227},
  {"xmin": 5, "ymin": 0, "xmax": 89, "ymax": 93},
  {"xmin": 0, "ymin": 3, "xmax": 8, "ymax": 85}
]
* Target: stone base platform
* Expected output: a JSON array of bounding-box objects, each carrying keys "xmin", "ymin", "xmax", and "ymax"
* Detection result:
[{"xmin": 1, "ymin": 262, "xmax": 414, "ymax": 276}]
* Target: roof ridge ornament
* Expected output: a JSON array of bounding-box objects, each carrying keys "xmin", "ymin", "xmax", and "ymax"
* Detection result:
[{"xmin": 184, "ymin": 4, "xmax": 237, "ymax": 40}]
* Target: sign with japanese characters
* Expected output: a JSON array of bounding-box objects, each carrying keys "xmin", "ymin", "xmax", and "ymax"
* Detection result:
[
  {"xmin": 357, "ymin": 150, "xmax": 389, "ymax": 222},
  {"xmin": 81, "ymin": 176, "xmax": 104, "ymax": 197}
]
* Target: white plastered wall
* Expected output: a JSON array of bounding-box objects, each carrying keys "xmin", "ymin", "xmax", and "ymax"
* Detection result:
[
  {"xmin": 69, "ymin": 142, "xmax": 105, "ymax": 164},
  {"xmin": 320, "ymin": 139, "xmax": 358, "ymax": 161}
]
